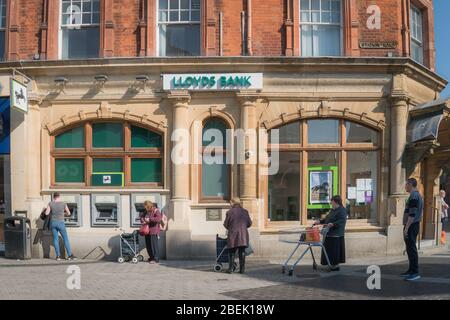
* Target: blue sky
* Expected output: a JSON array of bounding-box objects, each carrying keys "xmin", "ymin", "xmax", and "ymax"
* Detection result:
[{"xmin": 435, "ymin": 0, "xmax": 450, "ymax": 98}]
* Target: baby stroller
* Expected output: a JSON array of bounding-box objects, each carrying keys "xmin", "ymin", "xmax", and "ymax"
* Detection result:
[
  {"xmin": 213, "ymin": 234, "xmax": 238, "ymax": 272},
  {"xmin": 117, "ymin": 230, "xmax": 144, "ymax": 264}
]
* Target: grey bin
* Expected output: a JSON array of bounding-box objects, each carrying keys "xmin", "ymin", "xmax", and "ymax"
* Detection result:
[{"xmin": 4, "ymin": 216, "xmax": 32, "ymax": 260}]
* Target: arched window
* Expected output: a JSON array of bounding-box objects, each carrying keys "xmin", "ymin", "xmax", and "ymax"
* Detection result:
[
  {"xmin": 52, "ymin": 121, "xmax": 163, "ymax": 187},
  {"xmin": 267, "ymin": 118, "xmax": 380, "ymax": 224},
  {"xmin": 201, "ymin": 117, "xmax": 230, "ymax": 201}
]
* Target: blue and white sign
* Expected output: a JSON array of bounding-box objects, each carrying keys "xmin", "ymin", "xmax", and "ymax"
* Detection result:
[{"xmin": 163, "ymin": 73, "xmax": 263, "ymax": 91}]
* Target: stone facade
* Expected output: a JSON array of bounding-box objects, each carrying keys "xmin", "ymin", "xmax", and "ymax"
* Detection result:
[
  {"xmin": 0, "ymin": 56, "xmax": 447, "ymax": 260},
  {"xmin": 0, "ymin": 0, "xmax": 447, "ymax": 260}
]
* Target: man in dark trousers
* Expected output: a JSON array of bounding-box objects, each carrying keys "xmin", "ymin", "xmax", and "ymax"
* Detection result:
[
  {"xmin": 223, "ymin": 197, "xmax": 252, "ymax": 274},
  {"xmin": 402, "ymin": 178, "xmax": 423, "ymax": 281}
]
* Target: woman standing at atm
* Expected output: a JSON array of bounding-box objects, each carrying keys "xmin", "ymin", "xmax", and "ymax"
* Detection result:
[{"xmin": 140, "ymin": 201, "xmax": 162, "ymax": 263}]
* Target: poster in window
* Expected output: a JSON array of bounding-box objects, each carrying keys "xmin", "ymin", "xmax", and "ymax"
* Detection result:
[{"xmin": 309, "ymin": 171, "xmax": 333, "ymax": 204}]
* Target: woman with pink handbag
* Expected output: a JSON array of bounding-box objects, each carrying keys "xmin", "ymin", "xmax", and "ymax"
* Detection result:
[{"xmin": 140, "ymin": 201, "xmax": 162, "ymax": 263}]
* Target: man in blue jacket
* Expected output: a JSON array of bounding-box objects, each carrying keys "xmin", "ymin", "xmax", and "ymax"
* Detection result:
[{"xmin": 402, "ymin": 178, "xmax": 423, "ymax": 281}]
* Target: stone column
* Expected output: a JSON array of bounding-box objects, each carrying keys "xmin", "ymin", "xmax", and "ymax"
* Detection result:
[
  {"xmin": 236, "ymin": 92, "xmax": 259, "ymax": 228},
  {"xmin": 387, "ymin": 94, "xmax": 409, "ymax": 254},
  {"xmin": 23, "ymin": 96, "xmax": 45, "ymax": 258},
  {"xmin": 166, "ymin": 91, "xmax": 192, "ymax": 259},
  {"xmin": 390, "ymin": 96, "xmax": 408, "ymax": 197}
]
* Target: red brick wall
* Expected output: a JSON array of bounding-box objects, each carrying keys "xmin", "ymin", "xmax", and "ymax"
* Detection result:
[
  {"xmin": 357, "ymin": 0, "xmax": 403, "ymax": 58},
  {"xmin": 112, "ymin": 0, "xmax": 140, "ymax": 57},
  {"xmin": 17, "ymin": 0, "xmax": 43, "ymax": 60},
  {"xmin": 4, "ymin": 0, "xmax": 434, "ymax": 69},
  {"xmin": 250, "ymin": 0, "xmax": 285, "ymax": 56},
  {"xmin": 214, "ymin": 0, "xmax": 244, "ymax": 56}
]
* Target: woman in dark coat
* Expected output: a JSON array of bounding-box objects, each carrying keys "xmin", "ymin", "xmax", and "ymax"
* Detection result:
[
  {"xmin": 140, "ymin": 201, "xmax": 162, "ymax": 263},
  {"xmin": 223, "ymin": 197, "xmax": 252, "ymax": 274},
  {"xmin": 314, "ymin": 195, "xmax": 348, "ymax": 271}
]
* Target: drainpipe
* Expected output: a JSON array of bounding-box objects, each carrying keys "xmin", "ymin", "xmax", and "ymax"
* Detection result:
[
  {"xmin": 241, "ymin": 11, "xmax": 246, "ymax": 55},
  {"xmin": 247, "ymin": 0, "xmax": 253, "ymax": 56},
  {"xmin": 219, "ymin": 11, "xmax": 223, "ymax": 56}
]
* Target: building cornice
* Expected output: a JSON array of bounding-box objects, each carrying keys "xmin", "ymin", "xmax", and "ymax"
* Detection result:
[{"xmin": 0, "ymin": 57, "xmax": 446, "ymax": 98}]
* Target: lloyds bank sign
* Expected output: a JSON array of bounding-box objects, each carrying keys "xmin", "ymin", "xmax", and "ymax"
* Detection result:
[{"xmin": 162, "ymin": 73, "xmax": 263, "ymax": 91}]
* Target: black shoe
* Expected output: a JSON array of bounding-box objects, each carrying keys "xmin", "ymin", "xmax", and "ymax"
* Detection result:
[
  {"xmin": 67, "ymin": 255, "xmax": 77, "ymax": 261},
  {"xmin": 56, "ymin": 256, "xmax": 61, "ymax": 261},
  {"xmin": 227, "ymin": 269, "xmax": 234, "ymax": 274},
  {"xmin": 401, "ymin": 271, "xmax": 411, "ymax": 277}
]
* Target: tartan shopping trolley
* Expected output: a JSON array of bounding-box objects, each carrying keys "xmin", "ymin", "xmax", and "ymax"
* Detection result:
[{"xmin": 281, "ymin": 226, "xmax": 332, "ymax": 276}]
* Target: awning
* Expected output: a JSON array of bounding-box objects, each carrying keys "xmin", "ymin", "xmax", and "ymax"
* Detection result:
[
  {"xmin": 407, "ymin": 98, "xmax": 450, "ymax": 143},
  {"xmin": 404, "ymin": 98, "xmax": 450, "ymax": 176}
]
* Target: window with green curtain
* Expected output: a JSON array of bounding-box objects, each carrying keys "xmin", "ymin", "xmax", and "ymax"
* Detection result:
[
  {"xmin": 55, "ymin": 159, "xmax": 85, "ymax": 183},
  {"xmin": 93, "ymin": 158, "xmax": 123, "ymax": 173},
  {"xmin": 202, "ymin": 154, "xmax": 228, "ymax": 198},
  {"xmin": 131, "ymin": 125, "xmax": 162, "ymax": 148},
  {"xmin": 202, "ymin": 118, "xmax": 228, "ymax": 147},
  {"xmin": 131, "ymin": 158, "xmax": 162, "ymax": 183},
  {"xmin": 55, "ymin": 126, "xmax": 85, "ymax": 149},
  {"xmin": 92, "ymin": 123, "xmax": 123, "ymax": 148}
]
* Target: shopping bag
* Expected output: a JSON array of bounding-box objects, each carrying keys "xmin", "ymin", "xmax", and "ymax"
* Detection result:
[
  {"xmin": 305, "ymin": 227, "xmax": 320, "ymax": 242},
  {"xmin": 139, "ymin": 224, "xmax": 150, "ymax": 236},
  {"xmin": 245, "ymin": 244, "xmax": 254, "ymax": 257}
]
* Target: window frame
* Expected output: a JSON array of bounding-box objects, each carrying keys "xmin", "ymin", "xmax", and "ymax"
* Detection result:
[
  {"xmin": 0, "ymin": 0, "xmax": 7, "ymax": 60},
  {"xmin": 199, "ymin": 117, "xmax": 232, "ymax": 203},
  {"xmin": 410, "ymin": 4, "xmax": 424, "ymax": 64},
  {"xmin": 58, "ymin": 0, "xmax": 101, "ymax": 59},
  {"xmin": 266, "ymin": 118, "xmax": 381, "ymax": 226},
  {"xmin": 299, "ymin": 0, "xmax": 344, "ymax": 57},
  {"xmin": 156, "ymin": 0, "xmax": 202, "ymax": 57},
  {"xmin": 51, "ymin": 121, "xmax": 164, "ymax": 189}
]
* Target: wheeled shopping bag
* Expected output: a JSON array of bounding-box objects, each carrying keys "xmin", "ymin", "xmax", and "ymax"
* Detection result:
[
  {"xmin": 213, "ymin": 234, "xmax": 238, "ymax": 272},
  {"xmin": 117, "ymin": 230, "xmax": 144, "ymax": 264}
]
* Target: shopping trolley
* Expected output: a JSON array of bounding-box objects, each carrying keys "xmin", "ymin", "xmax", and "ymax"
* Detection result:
[
  {"xmin": 213, "ymin": 235, "xmax": 238, "ymax": 272},
  {"xmin": 282, "ymin": 226, "xmax": 332, "ymax": 276},
  {"xmin": 117, "ymin": 230, "xmax": 144, "ymax": 264}
]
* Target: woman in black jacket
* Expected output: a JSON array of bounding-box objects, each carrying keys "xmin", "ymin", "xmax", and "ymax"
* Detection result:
[{"xmin": 314, "ymin": 195, "xmax": 348, "ymax": 271}]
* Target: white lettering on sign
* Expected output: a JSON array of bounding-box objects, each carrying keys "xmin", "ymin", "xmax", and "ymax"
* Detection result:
[
  {"xmin": 367, "ymin": 5, "xmax": 381, "ymax": 30},
  {"xmin": 163, "ymin": 73, "xmax": 263, "ymax": 91}
]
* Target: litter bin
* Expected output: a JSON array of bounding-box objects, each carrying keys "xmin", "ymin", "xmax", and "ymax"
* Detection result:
[{"xmin": 4, "ymin": 216, "xmax": 32, "ymax": 260}]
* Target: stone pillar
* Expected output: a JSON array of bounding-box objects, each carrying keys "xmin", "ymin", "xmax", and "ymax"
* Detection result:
[
  {"xmin": 26, "ymin": 100, "xmax": 46, "ymax": 258},
  {"xmin": 387, "ymin": 95, "xmax": 409, "ymax": 254},
  {"xmin": 390, "ymin": 96, "xmax": 408, "ymax": 197},
  {"xmin": 237, "ymin": 93, "xmax": 259, "ymax": 228},
  {"xmin": 166, "ymin": 92, "xmax": 192, "ymax": 259}
]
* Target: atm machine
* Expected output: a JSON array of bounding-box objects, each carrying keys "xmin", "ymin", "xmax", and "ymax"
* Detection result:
[
  {"xmin": 59, "ymin": 194, "xmax": 82, "ymax": 227},
  {"xmin": 130, "ymin": 194, "xmax": 162, "ymax": 227},
  {"xmin": 91, "ymin": 194, "xmax": 121, "ymax": 227}
]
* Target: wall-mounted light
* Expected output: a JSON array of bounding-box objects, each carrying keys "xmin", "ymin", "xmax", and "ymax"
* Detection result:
[
  {"xmin": 54, "ymin": 76, "xmax": 69, "ymax": 84},
  {"xmin": 54, "ymin": 76, "xmax": 69, "ymax": 92},
  {"xmin": 136, "ymin": 75, "xmax": 149, "ymax": 82},
  {"xmin": 94, "ymin": 75, "xmax": 109, "ymax": 83}
]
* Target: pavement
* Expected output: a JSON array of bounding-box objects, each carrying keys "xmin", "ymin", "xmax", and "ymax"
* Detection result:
[{"xmin": 1, "ymin": 244, "xmax": 450, "ymax": 300}]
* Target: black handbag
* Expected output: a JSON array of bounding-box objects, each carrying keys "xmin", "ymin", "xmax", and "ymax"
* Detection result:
[{"xmin": 40, "ymin": 208, "xmax": 47, "ymax": 220}]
